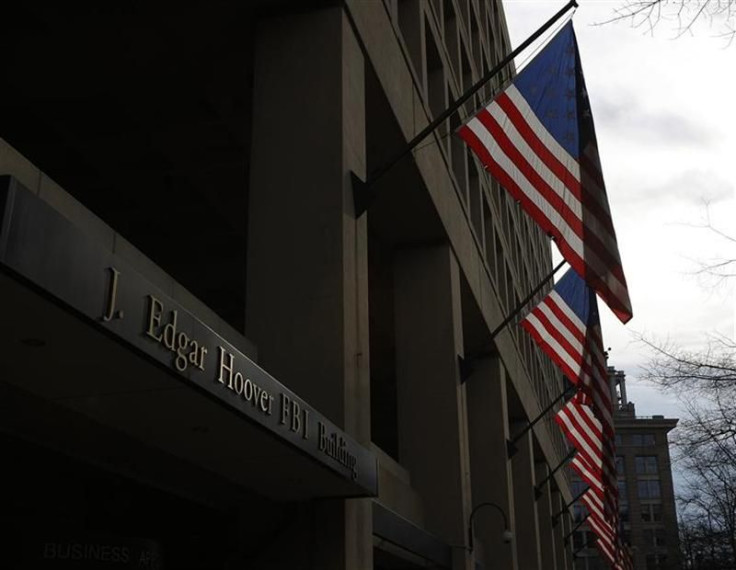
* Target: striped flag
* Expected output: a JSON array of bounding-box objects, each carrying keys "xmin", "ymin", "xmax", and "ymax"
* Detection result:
[
  {"xmin": 457, "ymin": 21, "xmax": 632, "ymax": 323},
  {"xmin": 581, "ymin": 490, "xmax": 619, "ymax": 566},
  {"xmin": 570, "ymin": 447, "xmax": 618, "ymax": 518},
  {"xmin": 520, "ymin": 268, "xmax": 613, "ymax": 435},
  {"xmin": 571, "ymin": 454, "xmax": 606, "ymax": 500},
  {"xmin": 581, "ymin": 490, "xmax": 634, "ymax": 570},
  {"xmin": 555, "ymin": 395, "xmax": 617, "ymax": 494}
]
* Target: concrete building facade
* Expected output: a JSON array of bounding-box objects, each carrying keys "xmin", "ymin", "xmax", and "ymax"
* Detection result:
[{"xmin": 0, "ymin": 2, "xmax": 576, "ymax": 569}]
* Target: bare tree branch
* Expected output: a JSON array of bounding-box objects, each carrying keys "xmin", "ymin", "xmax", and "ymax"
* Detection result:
[{"xmin": 597, "ymin": 0, "xmax": 736, "ymax": 44}]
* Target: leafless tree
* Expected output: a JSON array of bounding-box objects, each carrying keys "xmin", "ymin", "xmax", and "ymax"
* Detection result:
[
  {"xmin": 601, "ymin": 0, "xmax": 736, "ymax": 42},
  {"xmin": 674, "ymin": 398, "xmax": 736, "ymax": 568},
  {"xmin": 638, "ymin": 206, "xmax": 736, "ymax": 566},
  {"xmin": 640, "ymin": 337, "xmax": 736, "ymax": 568}
]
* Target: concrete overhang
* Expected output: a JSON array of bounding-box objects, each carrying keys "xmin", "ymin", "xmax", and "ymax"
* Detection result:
[{"xmin": 0, "ymin": 176, "xmax": 378, "ymax": 504}]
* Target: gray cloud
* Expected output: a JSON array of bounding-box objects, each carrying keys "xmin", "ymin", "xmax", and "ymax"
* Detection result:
[
  {"xmin": 594, "ymin": 92, "xmax": 716, "ymax": 148},
  {"xmin": 613, "ymin": 168, "xmax": 733, "ymax": 206}
]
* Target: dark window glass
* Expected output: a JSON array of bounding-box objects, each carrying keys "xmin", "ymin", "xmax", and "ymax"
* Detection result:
[
  {"xmin": 655, "ymin": 528, "xmax": 667, "ymax": 546},
  {"xmin": 641, "ymin": 503, "xmax": 663, "ymax": 522},
  {"xmin": 636, "ymin": 455, "xmax": 658, "ymax": 474},
  {"xmin": 572, "ymin": 480, "xmax": 587, "ymax": 496},
  {"xmin": 638, "ymin": 480, "xmax": 661, "ymax": 499},
  {"xmin": 632, "ymin": 433, "xmax": 656, "ymax": 446},
  {"xmin": 616, "ymin": 455, "xmax": 625, "ymax": 475}
]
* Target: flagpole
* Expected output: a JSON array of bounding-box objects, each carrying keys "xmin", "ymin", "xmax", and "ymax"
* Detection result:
[
  {"xmin": 534, "ymin": 448, "xmax": 576, "ymax": 500},
  {"xmin": 506, "ymin": 382, "xmax": 575, "ymax": 458},
  {"xmin": 552, "ymin": 486, "xmax": 588, "ymax": 525},
  {"xmin": 353, "ymin": 0, "xmax": 579, "ymax": 216},
  {"xmin": 460, "ymin": 259, "xmax": 567, "ymax": 383},
  {"xmin": 572, "ymin": 534, "xmax": 598, "ymax": 558},
  {"xmin": 564, "ymin": 513, "xmax": 590, "ymax": 545},
  {"xmin": 488, "ymin": 258, "xmax": 566, "ymax": 340}
]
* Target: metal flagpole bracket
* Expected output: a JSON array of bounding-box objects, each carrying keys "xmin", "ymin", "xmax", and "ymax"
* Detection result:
[
  {"xmin": 572, "ymin": 534, "xmax": 598, "ymax": 559},
  {"xmin": 563, "ymin": 512, "xmax": 590, "ymax": 545},
  {"xmin": 534, "ymin": 448, "xmax": 576, "ymax": 500},
  {"xmin": 461, "ymin": 259, "xmax": 566, "ymax": 384},
  {"xmin": 552, "ymin": 486, "xmax": 588, "ymax": 526},
  {"xmin": 352, "ymin": 0, "xmax": 578, "ymax": 217},
  {"xmin": 506, "ymin": 383, "xmax": 575, "ymax": 458},
  {"xmin": 351, "ymin": 171, "xmax": 372, "ymax": 219}
]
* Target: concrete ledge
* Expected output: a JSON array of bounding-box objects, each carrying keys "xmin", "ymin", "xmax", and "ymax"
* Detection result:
[{"xmin": 0, "ymin": 141, "xmax": 257, "ymax": 361}]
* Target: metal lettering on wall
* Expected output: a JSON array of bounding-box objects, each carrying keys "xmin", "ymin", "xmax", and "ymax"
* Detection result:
[
  {"xmin": 101, "ymin": 268, "xmax": 361, "ymax": 481},
  {"xmin": 0, "ymin": 177, "xmax": 375, "ymax": 494}
]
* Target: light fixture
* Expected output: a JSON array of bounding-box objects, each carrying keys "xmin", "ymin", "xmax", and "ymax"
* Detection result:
[{"xmin": 467, "ymin": 501, "xmax": 513, "ymax": 551}]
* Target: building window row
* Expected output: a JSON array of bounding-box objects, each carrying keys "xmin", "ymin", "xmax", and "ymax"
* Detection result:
[
  {"xmin": 638, "ymin": 479, "xmax": 661, "ymax": 500},
  {"xmin": 641, "ymin": 502, "xmax": 663, "ymax": 522},
  {"xmin": 615, "ymin": 433, "xmax": 656, "ymax": 446},
  {"xmin": 636, "ymin": 455, "xmax": 659, "ymax": 475}
]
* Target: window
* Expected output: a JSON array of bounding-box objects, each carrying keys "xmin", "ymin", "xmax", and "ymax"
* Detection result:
[
  {"xmin": 573, "ymin": 530, "xmax": 586, "ymax": 550},
  {"xmin": 615, "ymin": 434, "xmax": 623, "ymax": 446},
  {"xmin": 572, "ymin": 479, "xmax": 587, "ymax": 496},
  {"xmin": 631, "ymin": 433, "xmax": 656, "ymax": 446},
  {"xmin": 641, "ymin": 503, "xmax": 663, "ymax": 522},
  {"xmin": 643, "ymin": 528, "xmax": 667, "ymax": 547},
  {"xmin": 636, "ymin": 455, "xmax": 658, "ymax": 474},
  {"xmin": 573, "ymin": 504, "xmax": 586, "ymax": 523},
  {"xmin": 617, "ymin": 479, "xmax": 628, "ymax": 500},
  {"xmin": 616, "ymin": 455, "xmax": 625, "ymax": 476},
  {"xmin": 620, "ymin": 502, "xmax": 629, "ymax": 523},
  {"xmin": 638, "ymin": 480, "xmax": 661, "ymax": 499},
  {"xmin": 645, "ymin": 553, "xmax": 670, "ymax": 570}
]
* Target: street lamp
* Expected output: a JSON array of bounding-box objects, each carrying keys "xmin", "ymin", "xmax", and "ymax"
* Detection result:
[{"xmin": 467, "ymin": 502, "xmax": 513, "ymax": 552}]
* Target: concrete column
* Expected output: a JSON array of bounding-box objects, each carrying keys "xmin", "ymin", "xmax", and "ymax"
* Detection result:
[
  {"xmin": 247, "ymin": 7, "xmax": 370, "ymax": 570},
  {"xmin": 534, "ymin": 464, "xmax": 557, "ymax": 570},
  {"xmin": 394, "ymin": 245, "xmax": 472, "ymax": 570},
  {"xmin": 552, "ymin": 491, "xmax": 569, "ymax": 570},
  {"xmin": 561, "ymin": 512, "xmax": 574, "ymax": 570},
  {"xmin": 511, "ymin": 429, "xmax": 542, "ymax": 570},
  {"xmin": 466, "ymin": 358, "xmax": 517, "ymax": 570}
]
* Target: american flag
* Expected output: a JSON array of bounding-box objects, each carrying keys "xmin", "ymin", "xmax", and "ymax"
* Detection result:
[
  {"xmin": 581, "ymin": 490, "xmax": 634, "ymax": 570},
  {"xmin": 581, "ymin": 490, "xmax": 621, "ymax": 567},
  {"xmin": 520, "ymin": 268, "xmax": 613, "ymax": 435},
  {"xmin": 555, "ymin": 395, "xmax": 617, "ymax": 495},
  {"xmin": 457, "ymin": 21, "xmax": 632, "ymax": 324}
]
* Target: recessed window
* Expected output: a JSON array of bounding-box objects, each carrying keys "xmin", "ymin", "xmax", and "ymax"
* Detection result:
[
  {"xmin": 618, "ymin": 479, "xmax": 627, "ymax": 499},
  {"xmin": 616, "ymin": 455, "xmax": 625, "ymax": 476},
  {"xmin": 638, "ymin": 480, "xmax": 661, "ymax": 500},
  {"xmin": 636, "ymin": 455, "xmax": 658, "ymax": 475},
  {"xmin": 641, "ymin": 503, "xmax": 663, "ymax": 522},
  {"xmin": 632, "ymin": 433, "xmax": 656, "ymax": 446}
]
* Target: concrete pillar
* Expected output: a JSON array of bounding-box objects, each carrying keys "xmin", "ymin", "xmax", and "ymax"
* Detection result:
[
  {"xmin": 511, "ymin": 429, "xmax": 542, "ymax": 570},
  {"xmin": 247, "ymin": 7, "xmax": 370, "ymax": 570},
  {"xmin": 394, "ymin": 245, "xmax": 472, "ymax": 570},
  {"xmin": 561, "ymin": 511, "xmax": 574, "ymax": 570},
  {"xmin": 534, "ymin": 464, "xmax": 557, "ymax": 570},
  {"xmin": 552, "ymin": 491, "xmax": 569, "ymax": 570},
  {"xmin": 466, "ymin": 358, "xmax": 517, "ymax": 570}
]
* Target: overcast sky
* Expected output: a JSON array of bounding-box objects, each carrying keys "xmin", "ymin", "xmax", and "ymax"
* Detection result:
[{"xmin": 502, "ymin": 0, "xmax": 736, "ymax": 423}]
